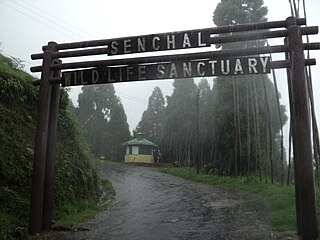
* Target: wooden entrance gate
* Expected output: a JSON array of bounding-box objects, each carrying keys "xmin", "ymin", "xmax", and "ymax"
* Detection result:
[{"xmin": 29, "ymin": 17, "xmax": 320, "ymax": 239}]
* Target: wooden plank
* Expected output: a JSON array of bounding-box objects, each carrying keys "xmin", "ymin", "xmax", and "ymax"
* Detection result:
[
  {"xmin": 31, "ymin": 45, "xmax": 284, "ymax": 73},
  {"xmin": 41, "ymin": 18, "xmax": 306, "ymax": 51}
]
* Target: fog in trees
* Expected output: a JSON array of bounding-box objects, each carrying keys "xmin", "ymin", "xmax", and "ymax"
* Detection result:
[
  {"xmin": 75, "ymin": 84, "xmax": 130, "ymax": 161},
  {"xmin": 134, "ymin": 0, "xmax": 288, "ymax": 181},
  {"xmin": 135, "ymin": 86, "xmax": 165, "ymax": 143},
  {"xmin": 209, "ymin": 0, "xmax": 288, "ymax": 180}
]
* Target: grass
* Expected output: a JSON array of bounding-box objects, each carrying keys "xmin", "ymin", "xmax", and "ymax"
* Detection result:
[
  {"xmin": 53, "ymin": 200, "xmax": 105, "ymax": 227},
  {"xmin": 152, "ymin": 167, "xmax": 318, "ymax": 233},
  {"xmin": 27, "ymin": 176, "xmax": 116, "ymax": 240},
  {"xmin": 53, "ymin": 178, "xmax": 115, "ymax": 228}
]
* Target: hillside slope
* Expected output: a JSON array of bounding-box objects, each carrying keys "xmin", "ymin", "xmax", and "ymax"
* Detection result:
[{"xmin": 0, "ymin": 54, "xmax": 107, "ymax": 239}]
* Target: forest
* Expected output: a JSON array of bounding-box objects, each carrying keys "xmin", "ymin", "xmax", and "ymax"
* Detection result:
[
  {"xmin": 75, "ymin": 0, "xmax": 290, "ymax": 183},
  {"xmin": 72, "ymin": 0, "xmax": 318, "ymax": 187}
]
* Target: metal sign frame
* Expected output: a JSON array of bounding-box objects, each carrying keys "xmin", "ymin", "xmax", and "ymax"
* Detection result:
[{"xmin": 29, "ymin": 17, "xmax": 320, "ymax": 239}]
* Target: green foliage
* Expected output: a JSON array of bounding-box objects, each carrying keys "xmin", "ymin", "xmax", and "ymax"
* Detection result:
[
  {"xmin": 0, "ymin": 187, "xmax": 29, "ymax": 239},
  {"xmin": 0, "ymin": 54, "xmax": 37, "ymax": 239},
  {"xmin": 131, "ymin": 0, "xmax": 287, "ymax": 182},
  {"xmin": 160, "ymin": 78, "xmax": 198, "ymax": 165},
  {"xmin": 213, "ymin": 0, "xmax": 268, "ymax": 49},
  {"xmin": 213, "ymin": 0, "xmax": 267, "ymax": 25},
  {"xmin": 107, "ymin": 102, "xmax": 131, "ymax": 161},
  {"xmin": 54, "ymin": 200, "xmax": 101, "ymax": 226},
  {"xmin": 54, "ymin": 178, "xmax": 115, "ymax": 227},
  {"xmin": 136, "ymin": 86, "xmax": 165, "ymax": 143},
  {"xmin": 0, "ymin": 53, "xmax": 110, "ymax": 238},
  {"xmin": 207, "ymin": 0, "xmax": 288, "ymax": 179},
  {"xmin": 211, "ymin": 75, "xmax": 288, "ymax": 177},
  {"xmin": 76, "ymin": 85, "xmax": 130, "ymax": 161},
  {"xmin": 55, "ymin": 105, "xmax": 100, "ymax": 205}
]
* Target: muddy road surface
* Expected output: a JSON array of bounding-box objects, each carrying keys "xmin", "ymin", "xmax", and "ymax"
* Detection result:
[{"xmin": 48, "ymin": 162, "xmax": 276, "ymax": 240}]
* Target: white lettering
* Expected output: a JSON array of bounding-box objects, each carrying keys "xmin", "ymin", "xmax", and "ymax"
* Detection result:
[
  {"xmin": 182, "ymin": 33, "xmax": 191, "ymax": 48},
  {"xmin": 124, "ymin": 39, "xmax": 132, "ymax": 54},
  {"xmin": 80, "ymin": 71, "xmax": 87, "ymax": 84},
  {"xmin": 183, "ymin": 62, "xmax": 192, "ymax": 77},
  {"xmin": 137, "ymin": 38, "xmax": 146, "ymax": 52},
  {"xmin": 64, "ymin": 72, "xmax": 72, "ymax": 86},
  {"xmin": 197, "ymin": 62, "xmax": 205, "ymax": 76},
  {"xmin": 152, "ymin": 36, "xmax": 160, "ymax": 50},
  {"xmin": 234, "ymin": 59, "xmax": 244, "ymax": 74},
  {"xmin": 107, "ymin": 68, "xmax": 115, "ymax": 82},
  {"xmin": 110, "ymin": 41, "xmax": 119, "ymax": 55},
  {"xmin": 198, "ymin": 32, "xmax": 206, "ymax": 47},
  {"xmin": 138, "ymin": 65, "xmax": 146, "ymax": 80},
  {"xmin": 157, "ymin": 65, "xmax": 165, "ymax": 78},
  {"xmin": 260, "ymin": 57, "xmax": 269, "ymax": 73},
  {"xmin": 248, "ymin": 58, "xmax": 258, "ymax": 73},
  {"xmin": 209, "ymin": 60, "xmax": 218, "ymax": 74},
  {"xmin": 92, "ymin": 70, "xmax": 99, "ymax": 83},
  {"xmin": 126, "ymin": 66, "xmax": 134, "ymax": 80},
  {"xmin": 169, "ymin": 63, "xmax": 178, "ymax": 78},
  {"xmin": 221, "ymin": 60, "xmax": 230, "ymax": 75},
  {"xmin": 167, "ymin": 35, "xmax": 176, "ymax": 49}
]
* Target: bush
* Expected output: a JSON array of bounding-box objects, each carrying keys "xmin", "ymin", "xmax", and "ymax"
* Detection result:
[{"xmin": 0, "ymin": 54, "xmax": 109, "ymax": 238}]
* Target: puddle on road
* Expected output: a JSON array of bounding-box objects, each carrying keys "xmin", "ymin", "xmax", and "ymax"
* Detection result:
[{"xmin": 204, "ymin": 199, "xmax": 240, "ymax": 209}]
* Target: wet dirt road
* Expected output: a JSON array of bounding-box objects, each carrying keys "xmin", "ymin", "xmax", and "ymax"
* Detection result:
[{"xmin": 49, "ymin": 162, "xmax": 275, "ymax": 240}]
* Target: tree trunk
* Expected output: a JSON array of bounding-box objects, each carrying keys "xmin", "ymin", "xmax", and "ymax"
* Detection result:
[
  {"xmin": 287, "ymin": 120, "xmax": 292, "ymax": 186},
  {"xmin": 233, "ymin": 79, "xmax": 238, "ymax": 177},
  {"xmin": 250, "ymin": 80, "xmax": 258, "ymax": 176},
  {"xmin": 236, "ymin": 77, "xmax": 242, "ymax": 176},
  {"xmin": 270, "ymin": 57, "xmax": 285, "ymax": 184},
  {"xmin": 262, "ymin": 75, "xmax": 273, "ymax": 184},
  {"xmin": 246, "ymin": 79, "xmax": 251, "ymax": 176},
  {"xmin": 196, "ymin": 88, "xmax": 200, "ymax": 173},
  {"xmin": 253, "ymin": 81, "xmax": 262, "ymax": 180}
]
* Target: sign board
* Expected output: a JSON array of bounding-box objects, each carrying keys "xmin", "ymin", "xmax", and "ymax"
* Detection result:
[
  {"xmin": 62, "ymin": 56, "xmax": 270, "ymax": 87},
  {"xmin": 106, "ymin": 29, "xmax": 211, "ymax": 55}
]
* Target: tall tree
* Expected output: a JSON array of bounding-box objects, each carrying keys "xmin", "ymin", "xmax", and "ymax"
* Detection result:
[
  {"xmin": 212, "ymin": 0, "xmax": 287, "ymax": 178},
  {"xmin": 76, "ymin": 84, "xmax": 130, "ymax": 161},
  {"xmin": 136, "ymin": 86, "xmax": 165, "ymax": 143},
  {"xmin": 214, "ymin": 0, "xmax": 267, "ymax": 28},
  {"xmin": 197, "ymin": 79, "xmax": 214, "ymax": 170},
  {"xmin": 160, "ymin": 78, "xmax": 197, "ymax": 166},
  {"xmin": 107, "ymin": 101, "xmax": 131, "ymax": 161}
]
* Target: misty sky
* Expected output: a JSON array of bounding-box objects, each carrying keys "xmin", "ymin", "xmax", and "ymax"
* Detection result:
[{"xmin": 0, "ymin": 0, "xmax": 319, "ymax": 145}]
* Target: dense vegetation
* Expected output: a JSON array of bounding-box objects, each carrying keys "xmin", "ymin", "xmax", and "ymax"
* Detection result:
[
  {"xmin": 0, "ymin": 54, "xmax": 113, "ymax": 239},
  {"xmin": 73, "ymin": 85, "xmax": 130, "ymax": 162},
  {"xmin": 136, "ymin": 0, "xmax": 288, "ymax": 182},
  {"xmin": 137, "ymin": 76, "xmax": 287, "ymax": 180}
]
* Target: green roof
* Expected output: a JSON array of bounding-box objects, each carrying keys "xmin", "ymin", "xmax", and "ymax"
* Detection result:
[{"xmin": 122, "ymin": 132, "xmax": 157, "ymax": 147}]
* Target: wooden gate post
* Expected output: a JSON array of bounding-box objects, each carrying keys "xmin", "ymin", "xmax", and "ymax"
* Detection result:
[
  {"xmin": 28, "ymin": 42, "xmax": 57, "ymax": 235},
  {"xmin": 284, "ymin": 37, "xmax": 302, "ymax": 236},
  {"xmin": 286, "ymin": 17, "xmax": 318, "ymax": 239},
  {"xmin": 43, "ymin": 58, "xmax": 61, "ymax": 231}
]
